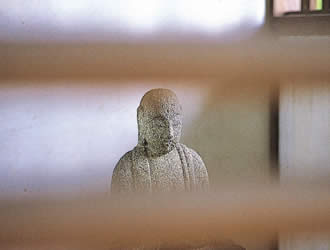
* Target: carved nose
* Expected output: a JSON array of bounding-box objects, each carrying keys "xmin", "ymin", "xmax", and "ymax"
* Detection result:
[{"xmin": 168, "ymin": 124, "xmax": 175, "ymax": 138}]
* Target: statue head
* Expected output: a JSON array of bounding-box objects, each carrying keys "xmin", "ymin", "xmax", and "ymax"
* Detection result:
[{"xmin": 137, "ymin": 88, "xmax": 183, "ymax": 156}]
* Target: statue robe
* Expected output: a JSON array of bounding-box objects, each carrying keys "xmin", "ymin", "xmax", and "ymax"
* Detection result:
[{"xmin": 111, "ymin": 143, "xmax": 209, "ymax": 193}]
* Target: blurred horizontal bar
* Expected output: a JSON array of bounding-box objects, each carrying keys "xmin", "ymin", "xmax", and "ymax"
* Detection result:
[
  {"xmin": 1, "ymin": 38, "xmax": 330, "ymax": 82},
  {"xmin": 1, "ymin": 185, "xmax": 330, "ymax": 248}
]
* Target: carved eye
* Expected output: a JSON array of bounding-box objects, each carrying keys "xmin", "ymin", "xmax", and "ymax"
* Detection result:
[{"xmin": 153, "ymin": 117, "xmax": 166, "ymax": 128}]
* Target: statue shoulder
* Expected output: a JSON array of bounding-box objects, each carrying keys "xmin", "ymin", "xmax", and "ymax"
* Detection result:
[
  {"xmin": 113, "ymin": 150, "xmax": 134, "ymax": 174},
  {"xmin": 111, "ymin": 149, "xmax": 135, "ymax": 193}
]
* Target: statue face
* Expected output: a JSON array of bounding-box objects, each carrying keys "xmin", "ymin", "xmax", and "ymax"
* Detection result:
[
  {"xmin": 143, "ymin": 111, "xmax": 182, "ymax": 155},
  {"xmin": 138, "ymin": 89, "xmax": 183, "ymax": 156}
]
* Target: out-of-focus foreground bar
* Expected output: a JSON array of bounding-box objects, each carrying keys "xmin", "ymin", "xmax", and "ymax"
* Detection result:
[
  {"xmin": 1, "ymin": 38, "xmax": 330, "ymax": 82},
  {"xmin": 1, "ymin": 185, "xmax": 330, "ymax": 249}
]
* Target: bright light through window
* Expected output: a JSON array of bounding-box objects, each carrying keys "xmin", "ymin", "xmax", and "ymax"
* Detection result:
[{"xmin": 0, "ymin": 0, "xmax": 265, "ymax": 41}]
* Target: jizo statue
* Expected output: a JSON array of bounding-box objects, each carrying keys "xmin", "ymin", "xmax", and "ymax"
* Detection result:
[
  {"xmin": 110, "ymin": 89, "xmax": 246, "ymax": 250},
  {"xmin": 111, "ymin": 88, "xmax": 209, "ymax": 193}
]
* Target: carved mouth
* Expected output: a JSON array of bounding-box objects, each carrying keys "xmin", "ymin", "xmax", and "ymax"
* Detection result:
[{"xmin": 163, "ymin": 140, "xmax": 175, "ymax": 149}]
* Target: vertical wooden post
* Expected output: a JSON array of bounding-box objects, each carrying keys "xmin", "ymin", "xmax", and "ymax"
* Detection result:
[
  {"xmin": 302, "ymin": 0, "xmax": 310, "ymax": 12},
  {"xmin": 270, "ymin": 86, "xmax": 279, "ymax": 178},
  {"xmin": 268, "ymin": 0, "xmax": 274, "ymax": 18},
  {"xmin": 264, "ymin": 0, "xmax": 276, "ymax": 35},
  {"xmin": 322, "ymin": 0, "xmax": 330, "ymax": 11}
]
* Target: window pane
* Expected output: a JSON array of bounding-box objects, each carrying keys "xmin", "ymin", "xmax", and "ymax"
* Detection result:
[
  {"xmin": 310, "ymin": 0, "xmax": 323, "ymax": 10},
  {"xmin": 274, "ymin": 0, "xmax": 301, "ymax": 16}
]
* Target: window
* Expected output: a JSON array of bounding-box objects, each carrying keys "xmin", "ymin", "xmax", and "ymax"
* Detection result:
[
  {"xmin": 270, "ymin": 0, "xmax": 330, "ymax": 35},
  {"xmin": 273, "ymin": 0, "xmax": 329, "ymax": 16}
]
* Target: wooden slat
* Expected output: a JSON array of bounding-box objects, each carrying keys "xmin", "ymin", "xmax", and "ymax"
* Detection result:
[
  {"xmin": 1, "ymin": 38, "xmax": 330, "ymax": 82},
  {"xmin": 1, "ymin": 186, "xmax": 330, "ymax": 249}
]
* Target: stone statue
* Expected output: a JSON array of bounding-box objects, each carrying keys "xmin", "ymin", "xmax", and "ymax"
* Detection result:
[
  {"xmin": 111, "ymin": 88, "xmax": 209, "ymax": 193},
  {"xmin": 110, "ymin": 89, "xmax": 245, "ymax": 250}
]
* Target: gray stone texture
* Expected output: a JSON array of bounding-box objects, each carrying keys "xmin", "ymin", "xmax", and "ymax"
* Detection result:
[{"xmin": 111, "ymin": 88, "xmax": 209, "ymax": 193}]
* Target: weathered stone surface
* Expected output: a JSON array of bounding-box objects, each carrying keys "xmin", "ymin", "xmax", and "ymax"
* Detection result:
[{"xmin": 111, "ymin": 88, "xmax": 209, "ymax": 193}]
